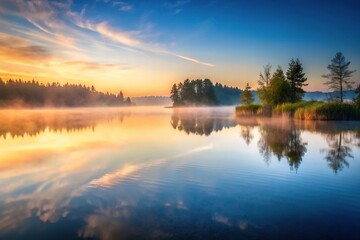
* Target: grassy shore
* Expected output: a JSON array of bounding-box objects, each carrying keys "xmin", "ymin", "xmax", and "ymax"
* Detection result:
[
  {"xmin": 235, "ymin": 104, "xmax": 262, "ymax": 116},
  {"xmin": 237, "ymin": 101, "xmax": 360, "ymax": 120}
]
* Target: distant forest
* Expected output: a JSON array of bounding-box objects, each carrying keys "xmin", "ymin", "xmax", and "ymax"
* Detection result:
[
  {"xmin": 170, "ymin": 79, "xmax": 241, "ymax": 106},
  {"xmin": 214, "ymin": 83, "xmax": 241, "ymax": 105},
  {"xmin": 0, "ymin": 79, "xmax": 132, "ymax": 107}
]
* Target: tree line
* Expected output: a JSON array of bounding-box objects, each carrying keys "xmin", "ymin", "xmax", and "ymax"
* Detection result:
[
  {"xmin": 240, "ymin": 52, "xmax": 358, "ymax": 106},
  {"xmin": 0, "ymin": 79, "xmax": 132, "ymax": 107},
  {"xmin": 170, "ymin": 79, "xmax": 241, "ymax": 106},
  {"xmin": 214, "ymin": 83, "xmax": 241, "ymax": 105},
  {"xmin": 170, "ymin": 53, "xmax": 358, "ymax": 108}
]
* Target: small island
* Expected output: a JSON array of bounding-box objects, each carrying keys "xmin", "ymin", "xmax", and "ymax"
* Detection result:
[{"xmin": 170, "ymin": 79, "xmax": 241, "ymax": 106}]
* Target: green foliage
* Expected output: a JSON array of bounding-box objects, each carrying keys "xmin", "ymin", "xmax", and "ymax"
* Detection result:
[
  {"xmin": 241, "ymin": 83, "xmax": 254, "ymax": 105},
  {"xmin": 203, "ymin": 79, "xmax": 217, "ymax": 105},
  {"xmin": 275, "ymin": 101, "xmax": 360, "ymax": 120},
  {"xmin": 257, "ymin": 124, "xmax": 307, "ymax": 171},
  {"xmin": 274, "ymin": 101, "xmax": 318, "ymax": 115},
  {"xmin": 267, "ymin": 67, "xmax": 291, "ymax": 106},
  {"xmin": 294, "ymin": 102, "xmax": 360, "ymax": 120},
  {"xmin": 170, "ymin": 84, "xmax": 180, "ymax": 106},
  {"xmin": 322, "ymin": 52, "xmax": 356, "ymax": 102},
  {"xmin": 257, "ymin": 62, "xmax": 307, "ymax": 106},
  {"xmin": 286, "ymin": 58, "xmax": 308, "ymax": 103},
  {"xmin": 0, "ymin": 79, "xmax": 132, "ymax": 107},
  {"xmin": 170, "ymin": 79, "xmax": 218, "ymax": 106}
]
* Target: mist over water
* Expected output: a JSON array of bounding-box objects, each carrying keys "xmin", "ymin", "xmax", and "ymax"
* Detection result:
[{"xmin": 0, "ymin": 107, "xmax": 359, "ymax": 240}]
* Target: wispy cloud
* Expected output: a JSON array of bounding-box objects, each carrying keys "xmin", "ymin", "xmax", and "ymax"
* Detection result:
[
  {"xmin": 0, "ymin": 33, "xmax": 52, "ymax": 63},
  {"xmin": 0, "ymin": 0, "xmax": 215, "ymax": 96},
  {"xmin": 2, "ymin": 0, "xmax": 214, "ymax": 67},
  {"xmin": 77, "ymin": 20, "xmax": 143, "ymax": 48},
  {"xmin": 164, "ymin": 0, "xmax": 191, "ymax": 15},
  {"xmin": 75, "ymin": 18, "xmax": 214, "ymax": 67},
  {"xmin": 174, "ymin": 54, "xmax": 215, "ymax": 67},
  {"xmin": 112, "ymin": 1, "xmax": 133, "ymax": 12},
  {"xmin": 59, "ymin": 61, "xmax": 131, "ymax": 71}
]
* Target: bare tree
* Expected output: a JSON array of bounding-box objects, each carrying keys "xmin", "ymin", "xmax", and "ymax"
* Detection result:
[
  {"xmin": 258, "ymin": 64, "xmax": 272, "ymax": 88},
  {"xmin": 257, "ymin": 64, "xmax": 272, "ymax": 103}
]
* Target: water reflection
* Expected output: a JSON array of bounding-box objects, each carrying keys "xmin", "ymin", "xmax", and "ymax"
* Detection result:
[
  {"xmin": 296, "ymin": 121, "xmax": 359, "ymax": 173},
  {"xmin": 0, "ymin": 108, "xmax": 359, "ymax": 240},
  {"xmin": 170, "ymin": 111, "xmax": 360, "ymax": 172},
  {"xmin": 0, "ymin": 108, "xmax": 129, "ymax": 138},
  {"xmin": 171, "ymin": 108, "xmax": 237, "ymax": 136},
  {"xmin": 256, "ymin": 120, "xmax": 307, "ymax": 171},
  {"xmin": 323, "ymin": 132, "xmax": 353, "ymax": 173},
  {"xmin": 237, "ymin": 118, "xmax": 360, "ymax": 172}
]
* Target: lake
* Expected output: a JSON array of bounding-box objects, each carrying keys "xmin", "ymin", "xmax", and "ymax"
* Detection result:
[{"xmin": 0, "ymin": 107, "xmax": 359, "ymax": 240}]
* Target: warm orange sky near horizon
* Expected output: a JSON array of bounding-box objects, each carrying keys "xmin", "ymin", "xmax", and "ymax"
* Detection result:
[{"xmin": 0, "ymin": 0, "xmax": 359, "ymax": 97}]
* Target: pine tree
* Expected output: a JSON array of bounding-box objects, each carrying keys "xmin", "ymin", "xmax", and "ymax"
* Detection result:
[
  {"xmin": 194, "ymin": 79, "xmax": 204, "ymax": 104},
  {"xmin": 181, "ymin": 79, "xmax": 195, "ymax": 104},
  {"xmin": 170, "ymin": 84, "xmax": 180, "ymax": 106},
  {"xmin": 286, "ymin": 58, "xmax": 308, "ymax": 103},
  {"xmin": 322, "ymin": 52, "xmax": 356, "ymax": 102},
  {"xmin": 118, "ymin": 91, "xmax": 124, "ymax": 101},
  {"xmin": 126, "ymin": 97, "xmax": 132, "ymax": 105},
  {"xmin": 241, "ymin": 83, "xmax": 254, "ymax": 105},
  {"xmin": 203, "ymin": 78, "xmax": 217, "ymax": 105}
]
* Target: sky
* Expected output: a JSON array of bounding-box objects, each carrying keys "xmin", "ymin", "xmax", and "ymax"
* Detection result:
[{"xmin": 0, "ymin": 0, "xmax": 359, "ymax": 96}]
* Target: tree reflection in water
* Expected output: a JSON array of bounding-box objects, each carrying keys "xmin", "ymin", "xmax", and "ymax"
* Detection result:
[
  {"xmin": 322, "ymin": 131, "xmax": 354, "ymax": 173},
  {"xmin": 0, "ymin": 109, "xmax": 129, "ymax": 138},
  {"xmin": 256, "ymin": 120, "xmax": 307, "ymax": 171},
  {"xmin": 171, "ymin": 111, "xmax": 360, "ymax": 173},
  {"xmin": 240, "ymin": 126, "xmax": 254, "ymax": 145},
  {"xmin": 171, "ymin": 109, "xmax": 237, "ymax": 136}
]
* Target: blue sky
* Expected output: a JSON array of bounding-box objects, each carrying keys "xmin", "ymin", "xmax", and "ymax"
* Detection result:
[{"xmin": 0, "ymin": 0, "xmax": 359, "ymax": 96}]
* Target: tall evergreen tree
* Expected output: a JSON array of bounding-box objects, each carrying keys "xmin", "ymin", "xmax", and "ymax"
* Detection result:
[
  {"xmin": 203, "ymin": 78, "xmax": 217, "ymax": 105},
  {"xmin": 322, "ymin": 52, "xmax": 356, "ymax": 102},
  {"xmin": 194, "ymin": 79, "xmax": 204, "ymax": 104},
  {"xmin": 170, "ymin": 84, "xmax": 180, "ymax": 106},
  {"xmin": 286, "ymin": 58, "xmax": 308, "ymax": 103},
  {"xmin": 126, "ymin": 97, "xmax": 132, "ymax": 105},
  {"xmin": 118, "ymin": 91, "xmax": 124, "ymax": 101},
  {"xmin": 241, "ymin": 83, "xmax": 254, "ymax": 105},
  {"xmin": 181, "ymin": 79, "xmax": 195, "ymax": 104}
]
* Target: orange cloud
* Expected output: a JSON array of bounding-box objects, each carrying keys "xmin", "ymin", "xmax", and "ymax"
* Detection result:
[
  {"xmin": 0, "ymin": 33, "xmax": 52, "ymax": 63},
  {"xmin": 60, "ymin": 61, "xmax": 131, "ymax": 71}
]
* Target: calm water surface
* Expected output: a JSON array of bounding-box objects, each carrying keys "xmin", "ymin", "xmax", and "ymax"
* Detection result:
[{"xmin": 0, "ymin": 107, "xmax": 359, "ymax": 240}]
